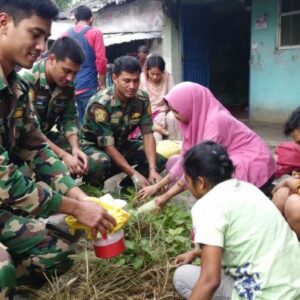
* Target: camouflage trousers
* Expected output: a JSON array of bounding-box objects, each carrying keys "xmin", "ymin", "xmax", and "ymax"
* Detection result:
[
  {"xmin": 0, "ymin": 209, "xmax": 73, "ymax": 299},
  {"xmin": 82, "ymin": 140, "xmax": 167, "ymax": 187}
]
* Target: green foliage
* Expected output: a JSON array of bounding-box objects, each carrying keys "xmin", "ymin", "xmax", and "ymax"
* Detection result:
[
  {"xmin": 55, "ymin": 0, "xmax": 72, "ymax": 10},
  {"xmin": 80, "ymin": 184, "xmax": 104, "ymax": 198},
  {"xmin": 112, "ymin": 196, "xmax": 193, "ymax": 269},
  {"xmin": 31, "ymin": 187, "xmax": 192, "ymax": 299},
  {"xmin": 79, "ymin": 184, "xmax": 193, "ymax": 269}
]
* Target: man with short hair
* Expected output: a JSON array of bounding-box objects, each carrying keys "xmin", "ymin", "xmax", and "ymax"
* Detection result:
[
  {"xmin": 66, "ymin": 5, "xmax": 107, "ymax": 124},
  {"xmin": 21, "ymin": 36, "xmax": 88, "ymax": 177},
  {"xmin": 0, "ymin": 1, "xmax": 115, "ymax": 297},
  {"xmin": 137, "ymin": 45, "xmax": 149, "ymax": 70},
  {"xmin": 80, "ymin": 55, "xmax": 166, "ymax": 189}
]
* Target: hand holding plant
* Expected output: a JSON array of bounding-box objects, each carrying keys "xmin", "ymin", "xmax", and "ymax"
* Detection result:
[
  {"xmin": 175, "ymin": 249, "xmax": 201, "ymax": 266},
  {"xmin": 155, "ymin": 194, "xmax": 169, "ymax": 209},
  {"xmin": 138, "ymin": 183, "xmax": 159, "ymax": 200}
]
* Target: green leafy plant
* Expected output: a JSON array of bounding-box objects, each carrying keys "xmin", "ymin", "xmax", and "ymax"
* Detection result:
[
  {"xmin": 30, "ymin": 186, "xmax": 193, "ymax": 299},
  {"xmin": 111, "ymin": 194, "xmax": 192, "ymax": 269},
  {"xmin": 78, "ymin": 184, "xmax": 193, "ymax": 269},
  {"xmin": 80, "ymin": 184, "xmax": 104, "ymax": 198}
]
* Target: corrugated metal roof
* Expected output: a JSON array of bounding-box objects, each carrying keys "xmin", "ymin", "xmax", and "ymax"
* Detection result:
[
  {"xmin": 104, "ymin": 32, "xmax": 161, "ymax": 46},
  {"xmin": 58, "ymin": 0, "xmax": 129, "ymax": 20},
  {"xmin": 50, "ymin": 21, "xmax": 161, "ymax": 45},
  {"xmin": 50, "ymin": 21, "xmax": 71, "ymax": 39}
]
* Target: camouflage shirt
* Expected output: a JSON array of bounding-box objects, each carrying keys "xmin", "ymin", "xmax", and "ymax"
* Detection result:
[
  {"xmin": 0, "ymin": 64, "xmax": 76, "ymax": 218},
  {"xmin": 80, "ymin": 85, "xmax": 153, "ymax": 149},
  {"xmin": 21, "ymin": 59, "xmax": 78, "ymax": 138}
]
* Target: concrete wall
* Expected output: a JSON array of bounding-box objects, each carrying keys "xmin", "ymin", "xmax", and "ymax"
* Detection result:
[
  {"xmin": 162, "ymin": 16, "xmax": 182, "ymax": 84},
  {"xmin": 93, "ymin": 0, "xmax": 164, "ymax": 33},
  {"xmin": 250, "ymin": 0, "xmax": 300, "ymax": 123}
]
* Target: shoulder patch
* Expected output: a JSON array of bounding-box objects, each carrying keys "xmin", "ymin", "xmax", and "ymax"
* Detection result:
[
  {"xmin": 94, "ymin": 108, "xmax": 108, "ymax": 123},
  {"xmin": 132, "ymin": 112, "xmax": 141, "ymax": 119},
  {"xmin": 14, "ymin": 107, "xmax": 23, "ymax": 119},
  {"xmin": 28, "ymin": 88, "xmax": 36, "ymax": 102}
]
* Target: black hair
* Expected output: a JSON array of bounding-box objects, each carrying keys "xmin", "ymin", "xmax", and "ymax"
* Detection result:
[
  {"xmin": 183, "ymin": 141, "xmax": 235, "ymax": 186},
  {"xmin": 284, "ymin": 106, "xmax": 300, "ymax": 136},
  {"xmin": 74, "ymin": 5, "xmax": 92, "ymax": 21},
  {"xmin": 0, "ymin": 0, "xmax": 58, "ymax": 25},
  {"xmin": 138, "ymin": 45, "xmax": 149, "ymax": 54},
  {"xmin": 49, "ymin": 36, "xmax": 85, "ymax": 65},
  {"xmin": 146, "ymin": 54, "xmax": 166, "ymax": 73},
  {"xmin": 112, "ymin": 56, "xmax": 141, "ymax": 76}
]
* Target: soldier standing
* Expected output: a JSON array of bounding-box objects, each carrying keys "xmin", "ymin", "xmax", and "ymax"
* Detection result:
[
  {"xmin": 0, "ymin": 1, "xmax": 115, "ymax": 298},
  {"xmin": 21, "ymin": 36, "xmax": 89, "ymax": 177},
  {"xmin": 80, "ymin": 56, "xmax": 166, "ymax": 189}
]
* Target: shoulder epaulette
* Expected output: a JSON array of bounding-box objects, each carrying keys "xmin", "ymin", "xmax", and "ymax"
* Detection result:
[{"xmin": 136, "ymin": 89, "xmax": 150, "ymax": 101}]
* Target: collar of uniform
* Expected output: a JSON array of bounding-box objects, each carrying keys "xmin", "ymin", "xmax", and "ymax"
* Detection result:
[
  {"xmin": 110, "ymin": 84, "xmax": 122, "ymax": 107},
  {"xmin": 0, "ymin": 64, "xmax": 9, "ymax": 91},
  {"xmin": 37, "ymin": 59, "xmax": 51, "ymax": 90},
  {"xmin": 37, "ymin": 59, "xmax": 65, "ymax": 97},
  {"xmin": 111, "ymin": 84, "xmax": 138, "ymax": 108},
  {"xmin": 0, "ymin": 64, "xmax": 21, "ymax": 97}
]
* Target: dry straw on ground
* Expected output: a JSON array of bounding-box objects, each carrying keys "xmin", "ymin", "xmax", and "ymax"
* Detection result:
[
  {"xmin": 20, "ymin": 187, "xmax": 191, "ymax": 300},
  {"xmin": 27, "ymin": 245, "xmax": 182, "ymax": 300}
]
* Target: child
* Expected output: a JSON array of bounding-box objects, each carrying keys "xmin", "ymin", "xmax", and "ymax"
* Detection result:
[
  {"xmin": 272, "ymin": 176, "xmax": 300, "ymax": 239},
  {"xmin": 173, "ymin": 141, "xmax": 300, "ymax": 299},
  {"xmin": 274, "ymin": 106, "xmax": 300, "ymax": 178},
  {"xmin": 272, "ymin": 107, "xmax": 300, "ymax": 239}
]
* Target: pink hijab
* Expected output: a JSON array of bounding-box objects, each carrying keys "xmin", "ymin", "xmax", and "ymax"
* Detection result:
[{"xmin": 164, "ymin": 82, "xmax": 275, "ymax": 188}]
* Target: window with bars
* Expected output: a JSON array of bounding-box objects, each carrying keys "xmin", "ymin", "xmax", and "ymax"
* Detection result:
[{"xmin": 279, "ymin": 0, "xmax": 300, "ymax": 47}]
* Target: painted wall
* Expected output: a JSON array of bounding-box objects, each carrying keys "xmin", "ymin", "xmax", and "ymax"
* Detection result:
[
  {"xmin": 162, "ymin": 17, "xmax": 182, "ymax": 83},
  {"xmin": 250, "ymin": 0, "xmax": 300, "ymax": 123}
]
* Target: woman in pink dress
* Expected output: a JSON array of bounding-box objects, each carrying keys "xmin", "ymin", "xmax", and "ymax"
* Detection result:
[
  {"xmin": 138, "ymin": 82, "xmax": 275, "ymax": 207},
  {"xmin": 139, "ymin": 54, "xmax": 180, "ymax": 141}
]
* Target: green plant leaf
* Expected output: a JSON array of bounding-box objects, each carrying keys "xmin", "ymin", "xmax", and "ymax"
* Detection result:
[
  {"xmin": 125, "ymin": 240, "xmax": 136, "ymax": 250},
  {"xmin": 114, "ymin": 258, "xmax": 126, "ymax": 266},
  {"xmin": 165, "ymin": 236, "xmax": 174, "ymax": 243},
  {"xmin": 174, "ymin": 227, "xmax": 185, "ymax": 235},
  {"xmin": 174, "ymin": 235, "xmax": 188, "ymax": 243},
  {"xmin": 132, "ymin": 257, "xmax": 144, "ymax": 269}
]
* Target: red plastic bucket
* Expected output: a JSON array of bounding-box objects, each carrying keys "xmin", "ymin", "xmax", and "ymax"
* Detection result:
[{"xmin": 93, "ymin": 230, "xmax": 125, "ymax": 259}]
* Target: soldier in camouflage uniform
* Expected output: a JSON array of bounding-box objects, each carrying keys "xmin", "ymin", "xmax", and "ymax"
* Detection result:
[
  {"xmin": 21, "ymin": 36, "xmax": 89, "ymax": 177},
  {"xmin": 0, "ymin": 1, "xmax": 116, "ymax": 299},
  {"xmin": 80, "ymin": 56, "xmax": 166, "ymax": 188}
]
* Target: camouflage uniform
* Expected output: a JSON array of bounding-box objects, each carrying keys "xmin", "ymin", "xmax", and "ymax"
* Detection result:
[
  {"xmin": 0, "ymin": 65, "xmax": 76, "ymax": 299},
  {"xmin": 21, "ymin": 59, "xmax": 78, "ymax": 151},
  {"xmin": 80, "ymin": 85, "xmax": 166, "ymax": 187}
]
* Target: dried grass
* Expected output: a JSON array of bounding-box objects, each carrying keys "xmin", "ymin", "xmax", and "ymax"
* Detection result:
[
  {"xmin": 26, "ymin": 244, "xmax": 182, "ymax": 300},
  {"xmin": 18, "ymin": 188, "xmax": 191, "ymax": 300}
]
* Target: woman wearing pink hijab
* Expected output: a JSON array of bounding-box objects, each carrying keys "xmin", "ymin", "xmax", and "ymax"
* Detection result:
[{"xmin": 138, "ymin": 82, "xmax": 275, "ymax": 207}]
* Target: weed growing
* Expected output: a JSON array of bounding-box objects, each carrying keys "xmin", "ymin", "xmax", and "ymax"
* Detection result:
[{"xmin": 28, "ymin": 185, "xmax": 193, "ymax": 299}]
